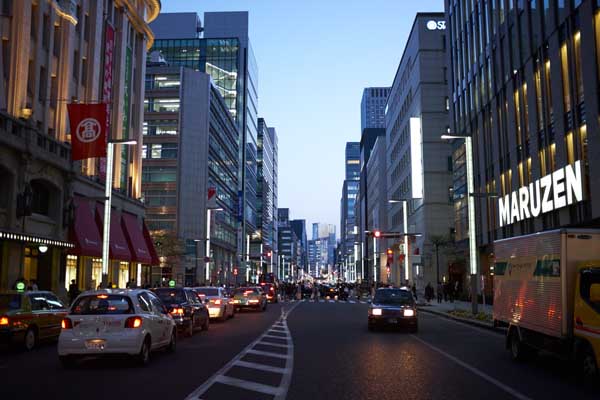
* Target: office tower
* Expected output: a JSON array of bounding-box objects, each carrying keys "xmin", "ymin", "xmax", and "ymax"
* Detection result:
[{"xmin": 361, "ymin": 87, "xmax": 391, "ymax": 131}]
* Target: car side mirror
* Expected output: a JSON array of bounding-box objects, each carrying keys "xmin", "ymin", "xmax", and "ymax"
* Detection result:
[{"xmin": 590, "ymin": 283, "xmax": 600, "ymax": 303}]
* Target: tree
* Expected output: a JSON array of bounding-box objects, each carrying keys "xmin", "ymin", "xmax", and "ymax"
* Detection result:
[
  {"xmin": 151, "ymin": 230, "xmax": 185, "ymax": 282},
  {"xmin": 429, "ymin": 235, "xmax": 451, "ymax": 284}
]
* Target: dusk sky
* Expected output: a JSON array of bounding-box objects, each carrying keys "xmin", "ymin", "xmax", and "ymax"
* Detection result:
[{"xmin": 162, "ymin": 0, "xmax": 444, "ymax": 235}]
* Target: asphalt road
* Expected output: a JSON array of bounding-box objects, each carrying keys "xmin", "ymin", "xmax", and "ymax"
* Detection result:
[{"xmin": 1, "ymin": 299, "xmax": 598, "ymax": 400}]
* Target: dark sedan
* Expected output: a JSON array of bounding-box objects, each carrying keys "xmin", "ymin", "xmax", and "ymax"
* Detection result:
[
  {"xmin": 368, "ymin": 288, "xmax": 418, "ymax": 332},
  {"xmin": 152, "ymin": 288, "xmax": 209, "ymax": 337}
]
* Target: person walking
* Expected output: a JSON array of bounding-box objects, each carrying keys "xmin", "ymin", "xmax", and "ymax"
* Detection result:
[
  {"xmin": 411, "ymin": 283, "xmax": 417, "ymax": 301},
  {"xmin": 68, "ymin": 279, "xmax": 80, "ymax": 305},
  {"xmin": 437, "ymin": 282, "xmax": 443, "ymax": 303}
]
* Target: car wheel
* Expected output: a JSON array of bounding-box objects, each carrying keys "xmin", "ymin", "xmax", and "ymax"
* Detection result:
[
  {"xmin": 509, "ymin": 330, "xmax": 531, "ymax": 362},
  {"xmin": 137, "ymin": 337, "xmax": 151, "ymax": 366},
  {"xmin": 580, "ymin": 344, "xmax": 598, "ymax": 385},
  {"xmin": 202, "ymin": 314, "xmax": 210, "ymax": 331},
  {"xmin": 167, "ymin": 329, "xmax": 176, "ymax": 353},
  {"xmin": 219, "ymin": 311, "xmax": 227, "ymax": 323},
  {"xmin": 186, "ymin": 318, "xmax": 194, "ymax": 337},
  {"xmin": 23, "ymin": 328, "xmax": 37, "ymax": 351},
  {"xmin": 59, "ymin": 355, "xmax": 77, "ymax": 369}
]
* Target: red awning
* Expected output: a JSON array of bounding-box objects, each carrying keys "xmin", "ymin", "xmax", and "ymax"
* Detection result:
[
  {"xmin": 95, "ymin": 204, "xmax": 132, "ymax": 262},
  {"xmin": 69, "ymin": 196, "xmax": 102, "ymax": 257},
  {"xmin": 122, "ymin": 213, "xmax": 152, "ymax": 264},
  {"xmin": 142, "ymin": 221, "xmax": 160, "ymax": 266}
]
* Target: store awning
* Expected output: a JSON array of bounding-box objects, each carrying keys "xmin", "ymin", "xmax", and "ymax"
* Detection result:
[
  {"xmin": 95, "ymin": 204, "xmax": 132, "ymax": 262},
  {"xmin": 69, "ymin": 196, "xmax": 102, "ymax": 257},
  {"xmin": 122, "ymin": 213, "xmax": 152, "ymax": 264},
  {"xmin": 142, "ymin": 221, "xmax": 160, "ymax": 266}
]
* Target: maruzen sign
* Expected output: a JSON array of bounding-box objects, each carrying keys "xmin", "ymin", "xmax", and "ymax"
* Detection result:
[
  {"xmin": 426, "ymin": 20, "xmax": 446, "ymax": 30},
  {"xmin": 498, "ymin": 160, "xmax": 584, "ymax": 227}
]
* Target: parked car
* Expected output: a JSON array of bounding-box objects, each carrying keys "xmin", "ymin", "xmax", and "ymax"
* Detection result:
[
  {"xmin": 259, "ymin": 282, "xmax": 278, "ymax": 303},
  {"xmin": 0, "ymin": 290, "xmax": 68, "ymax": 351},
  {"xmin": 152, "ymin": 287, "xmax": 209, "ymax": 337},
  {"xmin": 194, "ymin": 287, "xmax": 235, "ymax": 321},
  {"xmin": 368, "ymin": 288, "xmax": 417, "ymax": 332},
  {"xmin": 58, "ymin": 289, "xmax": 176, "ymax": 367},
  {"xmin": 231, "ymin": 287, "xmax": 267, "ymax": 311}
]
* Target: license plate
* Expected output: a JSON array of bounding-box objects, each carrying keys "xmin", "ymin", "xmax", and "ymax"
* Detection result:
[
  {"xmin": 388, "ymin": 318, "xmax": 398, "ymax": 324},
  {"xmin": 85, "ymin": 340, "xmax": 106, "ymax": 350}
]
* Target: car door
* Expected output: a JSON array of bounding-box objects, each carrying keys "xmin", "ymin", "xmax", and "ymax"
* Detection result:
[
  {"xmin": 185, "ymin": 290, "xmax": 201, "ymax": 328},
  {"xmin": 137, "ymin": 292, "xmax": 159, "ymax": 343},
  {"xmin": 43, "ymin": 293, "xmax": 67, "ymax": 338},
  {"xmin": 148, "ymin": 292, "xmax": 170, "ymax": 347},
  {"xmin": 27, "ymin": 294, "xmax": 49, "ymax": 339}
]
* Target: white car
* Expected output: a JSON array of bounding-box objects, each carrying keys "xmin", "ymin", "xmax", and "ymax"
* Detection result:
[
  {"xmin": 57, "ymin": 289, "xmax": 176, "ymax": 367},
  {"xmin": 193, "ymin": 287, "xmax": 235, "ymax": 321}
]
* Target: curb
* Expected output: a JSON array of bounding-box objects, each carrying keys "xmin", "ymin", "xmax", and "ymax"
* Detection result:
[{"xmin": 418, "ymin": 306, "xmax": 505, "ymax": 334}]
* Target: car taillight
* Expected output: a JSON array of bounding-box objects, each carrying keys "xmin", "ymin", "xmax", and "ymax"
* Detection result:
[
  {"xmin": 214, "ymin": 299, "xmax": 221, "ymax": 305},
  {"xmin": 125, "ymin": 317, "xmax": 143, "ymax": 328},
  {"xmin": 0, "ymin": 316, "xmax": 9, "ymax": 326},
  {"xmin": 170, "ymin": 307, "xmax": 184, "ymax": 316},
  {"xmin": 61, "ymin": 318, "xmax": 73, "ymax": 329}
]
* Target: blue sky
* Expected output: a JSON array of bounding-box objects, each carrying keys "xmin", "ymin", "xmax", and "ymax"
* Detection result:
[{"xmin": 161, "ymin": 0, "xmax": 444, "ymax": 235}]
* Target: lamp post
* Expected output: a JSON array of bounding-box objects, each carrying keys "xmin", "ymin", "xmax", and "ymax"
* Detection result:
[
  {"xmin": 204, "ymin": 206, "xmax": 223, "ymax": 284},
  {"xmin": 101, "ymin": 139, "xmax": 136, "ymax": 288}
]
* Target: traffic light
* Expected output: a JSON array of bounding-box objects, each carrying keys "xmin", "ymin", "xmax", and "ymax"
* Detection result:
[
  {"xmin": 387, "ymin": 248, "xmax": 394, "ymax": 264},
  {"xmin": 233, "ymin": 268, "xmax": 238, "ymax": 276},
  {"xmin": 267, "ymin": 251, "xmax": 272, "ymax": 257},
  {"xmin": 374, "ymin": 230, "xmax": 381, "ymax": 238}
]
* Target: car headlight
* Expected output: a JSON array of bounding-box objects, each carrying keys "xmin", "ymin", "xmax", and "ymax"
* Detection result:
[
  {"xmin": 403, "ymin": 309, "xmax": 415, "ymax": 317},
  {"xmin": 372, "ymin": 308, "xmax": 382, "ymax": 316}
]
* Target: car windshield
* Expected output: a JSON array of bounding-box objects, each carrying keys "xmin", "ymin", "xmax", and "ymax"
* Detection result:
[
  {"xmin": 195, "ymin": 288, "xmax": 219, "ymax": 296},
  {"xmin": 154, "ymin": 289, "xmax": 186, "ymax": 304},
  {"xmin": 0, "ymin": 294, "xmax": 21, "ymax": 311},
  {"xmin": 374, "ymin": 290, "xmax": 413, "ymax": 305},
  {"xmin": 71, "ymin": 295, "xmax": 134, "ymax": 315}
]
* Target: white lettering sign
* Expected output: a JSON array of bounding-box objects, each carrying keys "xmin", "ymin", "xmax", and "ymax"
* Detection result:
[
  {"xmin": 498, "ymin": 161, "xmax": 584, "ymax": 227},
  {"xmin": 426, "ymin": 20, "xmax": 446, "ymax": 30}
]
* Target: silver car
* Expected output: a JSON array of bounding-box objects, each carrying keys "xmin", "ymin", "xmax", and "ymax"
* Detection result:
[{"xmin": 193, "ymin": 287, "xmax": 235, "ymax": 321}]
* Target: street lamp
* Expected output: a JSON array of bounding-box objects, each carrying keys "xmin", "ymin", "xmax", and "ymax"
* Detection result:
[
  {"xmin": 205, "ymin": 206, "xmax": 223, "ymax": 284},
  {"xmin": 388, "ymin": 197, "xmax": 422, "ymax": 285},
  {"xmin": 101, "ymin": 139, "xmax": 137, "ymax": 288}
]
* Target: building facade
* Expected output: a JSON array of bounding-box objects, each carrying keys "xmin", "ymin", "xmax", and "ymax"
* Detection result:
[
  {"xmin": 290, "ymin": 219, "xmax": 307, "ymax": 273},
  {"xmin": 446, "ymin": 0, "xmax": 600, "ymax": 294},
  {"xmin": 340, "ymin": 142, "xmax": 360, "ymax": 274},
  {"xmin": 256, "ymin": 118, "xmax": 276, "ymax": 274},
  {"xmin": 0, "ymin": 0, "xmax": 160, "ymax": 296},
  {"xmin": 361, "ymin": 87, "xmax": 391, "ymax": 131},
  {"xmin": 142, "ymin": 66, "xmax": 238, "ymax": 286},
  {"xmin": 386, "ymin": 13, "xmax": 454, "ymax": 290}
]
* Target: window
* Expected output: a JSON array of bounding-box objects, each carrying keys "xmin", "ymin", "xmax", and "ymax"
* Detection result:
[
  {"xmin": 573, "ymin": 31, "xmax": 584, "ymax": 104},
  {"xmin": 142, "ymin": 167, "xmax": 177, "ymax": 182},
  {"xmin": 53, "ymin": 24, "xmax": 61, "ymax": 57},
  {"xmin": 38, "ymin": 66, "xmax": 47, "ymax": 102},
  {"xmin": 65, "ymin": 255, "xmax": 77, "ymax": 291},
  {"xmin": 42, "ymin": 14, "xmax": 49, "ymax": 49},
  {"xmin": 73, "ymin": 50, "xmax": 79, "ymax": 80},
  {"xmin": 138, "ymin": 293, "xmax": 152, "ymax": 312},
  {"xmin": 580, "ymin": 268, "xmax": 600, "ymax": 314},
  {"xmin": 560, "ymin": 42, "xmax": 571, "ymax": 113},
  {"xmin": 150, "ymin": 143, "xmax": 178, "ymax": 159},
  {"xmin": 31, "ymin": 181, "xmax": 50, "ymax": 215},
  {"xmin": 71, "ymin": 295, "xmax": 134, "ymax": 315},
  {"xmin": 83, "ymin": 14, "xmax": 90, "ymax": 42},
  {"xmin": 145, "ymin": 98, "xmax": 180, "ymax": 113}
]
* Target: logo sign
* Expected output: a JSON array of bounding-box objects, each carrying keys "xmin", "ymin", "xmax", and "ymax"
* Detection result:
[
  {"xmin": 426, "ymin": 20, "xmax": 446, "ymax": 30},
  {"xmin": 207, "ymin": 187, "xmax": 218, "ymax": 209},
  {"xmin": 498, "ymin": 161, "xmax": 584, "ymax": 227},
  {"xmin": 16, "ymin": 282, "xmax": 25, "ymax": 292},
  {"xmin": 67, "ymin": 104, "xmax": 107, "ymax": 161},
  {"xmin": 168, "ymin": 280, "xmax": 176, "ymax": 288}
]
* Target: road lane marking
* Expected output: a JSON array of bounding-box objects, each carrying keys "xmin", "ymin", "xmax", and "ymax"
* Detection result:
[
  {"xmin": 349, "ymin": 300, "xmax": 356, "ymax": 304},
  {"xmin": 247, "ymin": 349, "xmax": 290, "ymax": 359},
  {"xmin": 185, "ymin": 301, "xmax": 300, "ymax": 400},
  {"xmin": 234, "ymin": 360, "xmax": 290, "ymax": 374},
  {"xmin": 214, "ymin": 375, "xmax": 283, "ymax": 396},
  {"xmin": 411, "ymin": 335, "xmax": 532, "ymax": 400},
  {"xmin": 264, "ymin": 333, "xmax": 288, "ymax": 340}
]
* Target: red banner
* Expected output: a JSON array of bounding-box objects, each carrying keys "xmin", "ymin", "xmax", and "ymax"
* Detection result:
[
  {"xmin": 67, "ymin": 104, "xmax": 107, "ymax": 161},
  {"xmin": 99, "ymin": 23, "xmax": 115, "ymax": 181}
]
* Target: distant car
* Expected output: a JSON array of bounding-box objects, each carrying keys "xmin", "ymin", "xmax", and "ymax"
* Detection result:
[
  {"xmin": 57, "ymin": 289, "xmax": 176, "ymax": 367},
  {"xmin": 194, "ymin": 287, "xmax": 234, "ymax": 321},
  {"xmin": 0, "ymin": 290, "xmax": 68, "ymax": 351},
  {"xmin": 259, "ymin": 283, "xmax": 278, "ymax": 303},
  {"xmin": 152, "ymin": 288, "xmax": 209, "ymax": 337},
  {"xmin": 232, "ymin": 287, "xmax": 267, "ymax": 311},
  {"xmin": 368, "ymin": 288, "xmax": 417, "ymax": 332},
  {"xmin": 321, "ymin": 285, "xmax": 338, "ymax": 299}
]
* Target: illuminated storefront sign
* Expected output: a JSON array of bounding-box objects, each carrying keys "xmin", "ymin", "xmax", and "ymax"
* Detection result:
[
  {"xmin": 426, "ymin": 20, "xmax": 446, "ymax": 30},
  {"xmin": 498, "ymin": 161, "xmax": 584, "ymax": 227}
]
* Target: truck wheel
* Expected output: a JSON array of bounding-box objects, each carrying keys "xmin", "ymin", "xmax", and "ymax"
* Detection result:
[
  {"xmin": 509, "ymin": 330, "xmax": 530, "ymax": 362},
  {"xmin": 580, "ymin": 345, "xmax": 598, "ymax": 385}
]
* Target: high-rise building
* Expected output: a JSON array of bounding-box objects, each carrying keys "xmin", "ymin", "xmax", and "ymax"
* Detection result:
[
  {"xmin": 142, "ymin": 66, "xmax": 239, "ymax": 286},
  {"xmin": 269, "ymin": 127, "xmax": 279, "ymax": 272},
  {"xmin": 0, "ymin": 0, "xmax": 161, "ymax": 293},
  {"xmin": 256, "ymin": 118, "xmax": 277, "ymax": 274},
  {"xmin": 340, "ymin": 142, "xmax": 360, "ymax": 275},
  {"xmin": 446, "ymin": 1, "xmax": 600, "ymax": 294},
  {"xmin": 290, "ymin": 219, "xmax": 307, "ymax": 272},
  {"xmin": 149, "ymin": 11, "xmax": 260, "ymax": 279},
  {"xmin": 277, "ymin": 208, "xmax": 297, "ymax": 279},
  {"xmin": 385, "ymin": 13, "xmax": 453, "ymax": 289},
  {"xmin": 361, "ymin": 87, "xmax": 391, "ymax": 131}
]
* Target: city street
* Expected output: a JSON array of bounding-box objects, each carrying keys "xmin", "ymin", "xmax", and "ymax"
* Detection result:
[{"xmin": 1, "ymin": 299, "xmax": 597, "ymax": 400}]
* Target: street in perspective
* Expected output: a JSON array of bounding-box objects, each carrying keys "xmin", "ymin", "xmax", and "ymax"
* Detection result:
[{"xmin": 1, "ymin": 0, "xmax": 600, "ymax": 399}]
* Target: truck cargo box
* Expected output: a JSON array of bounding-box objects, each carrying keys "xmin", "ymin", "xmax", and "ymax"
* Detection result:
[{"xmin": 493, "ymin": 229, "xmax": 600, "ymax": 338}]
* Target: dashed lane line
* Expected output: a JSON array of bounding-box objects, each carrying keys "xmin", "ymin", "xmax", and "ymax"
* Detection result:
[
  {"xmin": 411, "ymin": 334, "xmax": 532, "ymax": 400},
  {"xmin": 185, "ymin": 300, "xmax": 301, "ymax": 400}
]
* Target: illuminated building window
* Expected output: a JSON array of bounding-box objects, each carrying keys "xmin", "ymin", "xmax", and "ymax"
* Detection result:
[
  {"xmin": 560, "ymin": 42, "xmax": 571, "ymax": 113},
  {"xmin": 565, "ymin": 131, "xmax": 575, "ymax": 165},
  {"xmin": 65, "ymin": 255, "xmax": 77, "ymax": 291}
]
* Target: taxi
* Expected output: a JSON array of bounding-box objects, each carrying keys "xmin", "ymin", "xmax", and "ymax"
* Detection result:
[
  {"xmin": 231, "ymin": 287, "xmax": 267, "ymax": 312},
  {"xmin": 0, "ymin": 290, "xmax": 68, "ymax": 351}
]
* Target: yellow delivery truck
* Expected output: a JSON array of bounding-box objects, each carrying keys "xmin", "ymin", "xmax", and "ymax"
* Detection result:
[{"xmin": 493, "ymin": 229, "xmax": 600, "ymax": 382}]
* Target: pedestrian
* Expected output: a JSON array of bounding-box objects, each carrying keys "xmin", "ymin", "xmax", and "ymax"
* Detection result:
[
  {"xmin": 29, "ymin": 279, "xmax": 39, "ymax": 291},
  {"xmin": 437, "ymin": 282, "xmax": 443, "ymax": 303},
  {"xmin": 411, "ymin": 283, "xmax": 417, "ymax": 301},
  {"xmin": 425, "ymin": 282, "xmax": 433, "ymax": 303},
  {"xmin": 68, "ymin": 279, "xmax": 80, "ymax": 305}
]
